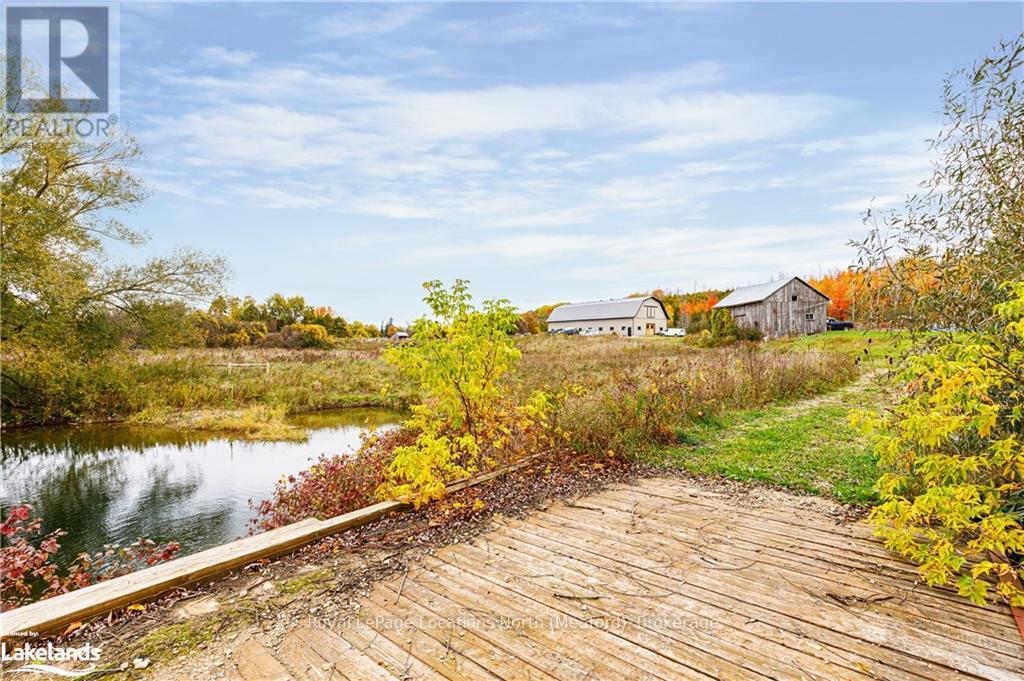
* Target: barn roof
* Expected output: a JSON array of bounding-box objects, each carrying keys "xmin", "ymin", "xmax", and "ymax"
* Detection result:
[
  {"xmin": 713, "ymin": 277, "xmax": 829, "ymax": 308},
  {"xmin": 547, "ymin": 296, "xmax": 666, "ymax": 323}
]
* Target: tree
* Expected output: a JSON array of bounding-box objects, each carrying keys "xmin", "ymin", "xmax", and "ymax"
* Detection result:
[
  {"xmin": 384, "ymin": 280, "xmax": 520, "ymax": 434},
  {"xmin": 1, "ymin": 85, "xmax": 225, "ymax": 414},
  {"xmin": 852, "ymin": 37, "xmax": 1024, "ymax": 608},
  {"xmin": 853, "ymin": 283, "xmax": 1024, "ymax": 606},
  {"xmin": 854, "ymin": 36, "xmax": 1024, "ymax": 332},
  {"xmin": 262, "ymin": 293, "xmax": 305, "ymax": 330},
  {"xmin": 378, "ymin": 280, "xmax": 524, "ymax": 505}
]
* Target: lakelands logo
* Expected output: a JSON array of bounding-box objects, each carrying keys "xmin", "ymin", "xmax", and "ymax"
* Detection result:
[
  {"xmin": 3, "ymin": 2, "xmax": 120, "ymax": 138},
  {"xmin": 1, "ymin": 642, "xmax": 102, "ymax": 677}
]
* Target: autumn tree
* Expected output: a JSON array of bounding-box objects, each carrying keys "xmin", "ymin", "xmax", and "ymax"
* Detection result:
[{"xmin": 1, "ymin": 87, "xmax": 225, "ymax": 415}]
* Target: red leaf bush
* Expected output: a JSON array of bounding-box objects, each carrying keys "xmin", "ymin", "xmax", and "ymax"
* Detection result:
[
  {"xmin": 250, "ymin": 427, "xmax": 415, "ymax": 531},
  {"xmin": 1, "ymin": 505, "xmax": 181, "ymax": 610}
]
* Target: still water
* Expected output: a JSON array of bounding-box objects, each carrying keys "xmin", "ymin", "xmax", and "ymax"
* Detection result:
[{"xmin": 0, "ymin": 408, "xmax": 401, "ymax": 564}]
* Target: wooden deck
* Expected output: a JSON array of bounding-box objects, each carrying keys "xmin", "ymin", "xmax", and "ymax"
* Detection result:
[{"xmin": 227, "ymin": 477, "xmax": 1024, "ymax": 680}]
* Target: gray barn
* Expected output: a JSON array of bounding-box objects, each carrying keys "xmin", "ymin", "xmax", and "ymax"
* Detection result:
[
  {"xmin": 547, "ymin": 296, "xmax": 669, "ymax": 336},
  {"xmin": 713, "ymin": 277, "xmax": 829, "ymax": 337}
]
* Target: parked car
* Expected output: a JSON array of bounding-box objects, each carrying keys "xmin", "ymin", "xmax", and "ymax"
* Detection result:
[
  {"xmin": 580, "ymin": 328, "xmax": 600, "ymax": 337},
  {"xmin": 826, "ymin": 318, "xmax": 854, "ymax": 331},
  {"xmin": 659, "ymin": 328, "xmax": 686, "ymax": 337}
]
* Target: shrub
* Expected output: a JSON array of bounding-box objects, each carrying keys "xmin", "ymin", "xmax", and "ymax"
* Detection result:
[
  {"xmin": 376, "ymin": 280, "xmax": 552, "ymax": 507},
  {"xmin": 282, "ymin": 323, "xmax": 332, "ymax": 349},
  {"xmin": 251, "ymin": 428, "xmax": 414, "ymax": 530},
  {"xmin": 709, "ymin": 308, "xmax": 738, "ymax": 339},
  {"xmin": 735, "ymin": 325, "xmax": 764, "ymax": 342},
  {"xmin": 852, "ymin": 282, "xmax": 1024, "ymax": 606},
  {"xmin": 1, "ymin": 505, "xmax": 180, "ymax": 609}
]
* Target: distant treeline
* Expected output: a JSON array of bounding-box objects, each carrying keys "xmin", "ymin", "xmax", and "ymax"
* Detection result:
[
  {"xmin": 122, "ymin": 294, "xmax": 394, "ymax": 350},
  {"xmin": 197, "ymin": 294, "xmax": 389, "ymax": 348}
]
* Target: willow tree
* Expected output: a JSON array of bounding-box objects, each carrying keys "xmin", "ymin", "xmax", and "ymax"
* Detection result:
[
  {"xmin": 855, "ymin": 36, "xmax": 1024, "ymax": 331},
  {"xmin": 853, "ymin": 37, "xmax": 1024, "ymax": 607},
  {"xmin": 1, "ymin": 87, "xmax": 226, "ymax": 419}
]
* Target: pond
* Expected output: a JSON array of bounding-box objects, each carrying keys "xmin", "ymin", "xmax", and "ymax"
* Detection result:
[{"xmin": 0, "ymin": 408, "xmax": 402, "ymax": 565}]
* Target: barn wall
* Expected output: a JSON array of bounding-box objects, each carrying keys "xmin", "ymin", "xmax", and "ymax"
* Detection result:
[
  {"xmin": 548, "ymin": 317, "xmax": 634, "ymax": 334},
  {"xmin": 726, "ymin": 280, "xmax": 827, "ymax": 337}
]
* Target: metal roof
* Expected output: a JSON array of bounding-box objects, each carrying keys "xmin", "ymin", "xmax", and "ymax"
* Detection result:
[
  {"xmin": 714, "ymin": 277, "xmax": 829, "ymax": 308},
  {"xmin": 547, "ymin": 296, "xmax": 666, "ymax": 323}
]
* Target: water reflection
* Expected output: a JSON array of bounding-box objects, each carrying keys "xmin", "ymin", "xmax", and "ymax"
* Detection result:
[{"xmin": 1, "ymin": 408, "xmax": 401, "ymax": 564}]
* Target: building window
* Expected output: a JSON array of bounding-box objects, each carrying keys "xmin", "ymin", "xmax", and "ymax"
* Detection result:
[
  {"xmin": 646, "ymin": 306, "xmax": 655, "ymax": 318},
  {"xmin": 637, "ymin": 326, "xmax": 642, "ymax": 331},
  {"xmin": 791, "ymin": 295, "xmax": 798, "ymax": 301},
  {"xmin": 805, "ymin": 313, "xmax": 814, "ymax": 321},
  {"xmin": 598, "ymin": 327, "xmax": 603, "ymax": 331}
]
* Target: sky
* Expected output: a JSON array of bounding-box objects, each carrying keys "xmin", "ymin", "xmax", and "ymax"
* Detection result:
[{"xmin": 112, "ymin": 1, "xmax": 1022, "ymax": 323}]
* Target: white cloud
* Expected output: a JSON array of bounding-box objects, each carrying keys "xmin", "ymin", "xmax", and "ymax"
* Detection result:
[
  {"xmin": 311, "ymin": 5, "xmax": 433, "ymax": 40},
  {"xmin": 830, "ymin": 194, "xmax": 906, "ymax": 212},
  {"xmin": 195, "ymin": 46, "xmax": 256, "ymax": 67}
]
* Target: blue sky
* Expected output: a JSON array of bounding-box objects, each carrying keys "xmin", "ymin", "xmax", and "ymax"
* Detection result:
[{"xmin": 116, "ymin": 1, "xmax": 1021, "ymax": 322}]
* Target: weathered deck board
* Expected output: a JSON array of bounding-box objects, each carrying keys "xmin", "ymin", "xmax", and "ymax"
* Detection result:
[{"xmin": 228, "ymin": 477, "xmax": 1024, "ymax": 681}]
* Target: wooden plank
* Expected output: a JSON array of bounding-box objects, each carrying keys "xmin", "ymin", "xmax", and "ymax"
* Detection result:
[
  {"xmin": 542, "ymin": 501, "xmax": 1019, "ymax": 651},
  {"xmin": 372, "ymin": 577, "xmax": 562, "ymax": 681},
  {"xmin": 604, "ymin": 485, "xmax": 913, "ymax": 566},
  {"xmin": 425, "ymin": 550, "xmax": 720, "ymax": 681},
  {"xmin": 547, "ymin": 495, "xmax": 1023, "ymax": 647},
  {"xmin": 335, "ymin": 615, "xmax": 448, "ymax": 681},
  {"xmin": 398, "ymin": 571, "xmax": 617, "ymax": 680},
  {"xmin": 278, "ymin": 627, "xmax": 352, "ymax": 681},
  {"xmin": 499, "ymin": 516, "xmax": 947, "ymax": 680},
  {"xmin": 595, "ymin": 487, "xmax": 1016, "ymax": 627},
  {"xmin": 349, "ymin": 596, "xmax": 500, "ymax": 681},
  {"xmin": 447, "ymin": 531, "xmax": 874, "ymax": 681},
  {"xmin": 512, "ymin": 513, "xmax": 1019, "ymax": 680},
  {"xmin": 436, "ymin": 541, "xmax": 816, "ymax": 680},
  {"xmin": 230, "ymin": 638, "xmax": 294, "ymax": 681},
  {"xmin": 415, "ymin": 560, "xmax": 663, "ymax": 681},
  {"xmin": 288, "ymin": 623, "xmax": 398, "ymax": 681},
  {"xmin": 483, "ymin": 520, "xmax": 927, "ymax": 681}
]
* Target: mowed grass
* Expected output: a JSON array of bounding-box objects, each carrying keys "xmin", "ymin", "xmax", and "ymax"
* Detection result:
[{"xmin": 644, "ymin": 371, "xmax": 889, "ymax": 505}]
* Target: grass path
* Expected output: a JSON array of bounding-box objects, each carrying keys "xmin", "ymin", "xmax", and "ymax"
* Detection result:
[{"xmin": 646, "ymin": 370, "xmax": 890, "ymax": 505}]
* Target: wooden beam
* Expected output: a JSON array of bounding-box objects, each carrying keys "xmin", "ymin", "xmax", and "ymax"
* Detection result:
[{"xmin": 0, "ymin": 456, "xmax": 541, "ymax": 640}]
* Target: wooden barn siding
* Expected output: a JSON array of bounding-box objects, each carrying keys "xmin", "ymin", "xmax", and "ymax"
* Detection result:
[{"xmin": 728, "ymin": 280, "xmax": 827, "ymax": 337}]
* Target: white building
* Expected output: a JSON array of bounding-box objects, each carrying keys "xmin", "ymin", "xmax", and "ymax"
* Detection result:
[{"xmin": 546, "ymin": 296, "xmax": 669, "ymax": 336}]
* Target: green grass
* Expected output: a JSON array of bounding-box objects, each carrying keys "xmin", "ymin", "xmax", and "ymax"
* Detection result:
[
  {"xmin": 769, "ymin": 330, "xmax": 913, "ymax": 368},
  {"xmin": 644, "ymin": 372, "xmax": 888, "ymax": 505}
]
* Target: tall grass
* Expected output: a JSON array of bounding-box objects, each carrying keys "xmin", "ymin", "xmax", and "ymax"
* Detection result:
[
  {"xmin": 2, "ymin": 345, "xmax": 416, "ymax": 428},
  {"xmin": 553, "ymin": 343, "xmax": 857, "ymax": 459}
]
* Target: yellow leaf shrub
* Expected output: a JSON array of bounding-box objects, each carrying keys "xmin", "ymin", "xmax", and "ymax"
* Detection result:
[{"xmin": 852, "ymin": 282, "xmax": 1024, "ymax": 605}]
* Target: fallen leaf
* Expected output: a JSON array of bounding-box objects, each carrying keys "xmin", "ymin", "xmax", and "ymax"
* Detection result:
[
  {"xmin": 126, "ymin": 603, "xmax": 146, "ymax": 612},
  {"xmin": 63, "ymin": 621, "xmax": 83, "ymax": 636}
]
